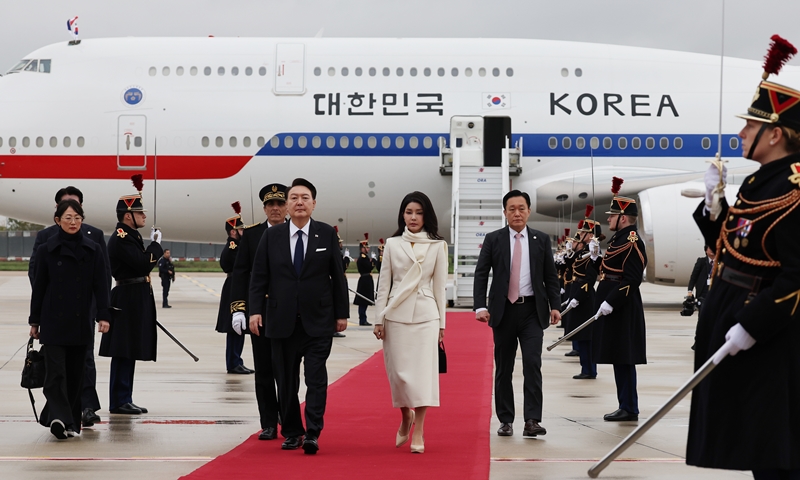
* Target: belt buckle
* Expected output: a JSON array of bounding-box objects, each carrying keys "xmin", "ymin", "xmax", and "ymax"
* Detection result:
[{"xmin": 516, "ymin": 296, "xmax": 525, "ymax": 304}]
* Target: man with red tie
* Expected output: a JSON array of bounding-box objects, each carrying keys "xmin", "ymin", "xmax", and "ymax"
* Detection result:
[{"xmin": 473, "ymin": 190, "xmax": 562, "ymax": 438}]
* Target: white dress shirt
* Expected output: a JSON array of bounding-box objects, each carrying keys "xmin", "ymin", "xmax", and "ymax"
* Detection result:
[
  {"xmin": 289, "ymin": 221, "xmax": 310, "ymax": 260},
  {"xmin": 509, "ymin": 227, "xmax": 534, "ymax": 297}
]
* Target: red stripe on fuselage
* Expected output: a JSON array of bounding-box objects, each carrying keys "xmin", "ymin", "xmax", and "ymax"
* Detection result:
[{"xmin": 0, "ymin": 155, "xmax": 252, "ymax": 180}]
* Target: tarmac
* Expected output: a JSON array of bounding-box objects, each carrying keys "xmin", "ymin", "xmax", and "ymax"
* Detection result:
[{"xmin": 0, "ymin": 271, "xmax": 753, "ymax": 479}]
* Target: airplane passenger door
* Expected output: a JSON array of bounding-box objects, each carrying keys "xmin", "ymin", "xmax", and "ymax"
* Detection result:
[
  {"xmin": 117, "ymin": 115, "xmax": 147, "ymax": 170},
  {"xmin": 274, "ymin": 44, "xmax": 305, "ymax": 95}
]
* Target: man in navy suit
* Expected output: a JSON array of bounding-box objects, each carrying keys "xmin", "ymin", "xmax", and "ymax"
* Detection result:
[
  {"xmin": 248, "ymin": 178, "xmax": 349, "ymax": 455},
  {"xmin": 473, "ymin": 190, "xmax": 562, "ymax": 438}
]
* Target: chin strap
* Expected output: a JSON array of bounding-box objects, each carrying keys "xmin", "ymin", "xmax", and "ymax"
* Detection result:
[{"xmin": 746, "ymin": 122, "xmax": 770, "ymax": 159}]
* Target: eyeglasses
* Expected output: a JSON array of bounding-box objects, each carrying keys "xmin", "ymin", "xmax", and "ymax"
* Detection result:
[{"xmin": 61, "ymin": 216, "xmax": 83, "ymax": 223}]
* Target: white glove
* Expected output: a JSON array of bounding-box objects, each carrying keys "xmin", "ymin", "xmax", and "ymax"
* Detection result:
[
  {"xmin": 560, "ymin": 288, "xmax": 565, "ymax": 295},
  {"xmin": 596, "ymin": 301, "xmax": 613, "ymax": 317},
  {"xmin": 704, "ymin": 162, "xmax": 727, "ymax": 209},
  {"xmin": 344, "ymin": 248, "xmax": 351, "ymax": 259},
  {"xmin": 565, "ymin": 240, "xmax": 573, "ymax": 253},
  {"xmin": 370, "ymin": 252, "xmax": 376, "ymax": 260},
  {"xmin": 150, "ymin": 227, "xmax": 162, "ymax": 244},
  {"xmin": 568, "ymin": 298, "xmax": 579, "ymax": 309},
  {"xmin": 589, "ymin": 238, "xmax": 600, "ymax": 259},
  {"xmin": 232, "ymin": 312, "xmax": 247, "ymax": 335}
]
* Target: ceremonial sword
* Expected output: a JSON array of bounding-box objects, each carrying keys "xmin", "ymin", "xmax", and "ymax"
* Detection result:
[
  {"xmin": 156, "ymin": 321, "xmax": 199, "ymax": 362},
  {"xmin": 349, "ymin": 288, "xmax": 375, "ymax": 306},
  {"xmin": 547, "ymin": 312, "xmax": 603, "ymax": 351}
]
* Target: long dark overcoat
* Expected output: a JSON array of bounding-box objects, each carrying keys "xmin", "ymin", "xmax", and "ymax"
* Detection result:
[
  {"xmin": 99, "ymin": 222, "xmax": 163, "ymax": 361},
  {"xmin": 591, "ymin": 224, "xmax": 647, "ymax": 365},
  {"xmin": 216, "ymin": 236, "xmax": 238, "ymax": 333},
  {"xmin": 687, "ymin": 154, "xmax": 800, "ymax": 470},
  {"xmin": 29, "ymin": 232, "xmax": 110, "ymax": 346},
  {"xmin": 230, "ymin": 221, "xmax": 268, "ymax": 334},
  {"xmin": 353, "ymin": 253, "xmax": 375, "ymax": 305},
  {"xmin": 564, "ymin": 247, "xmax": 597, "ymax": 342}
]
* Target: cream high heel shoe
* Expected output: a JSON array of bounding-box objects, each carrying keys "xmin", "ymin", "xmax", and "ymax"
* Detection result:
[
  {"xmin": 396, "ymin": 411, "xmax": 415, "ymax": 448},
  {"xmin": 410, "ymin": 434, "xmax": 424, "ymax": 454}
]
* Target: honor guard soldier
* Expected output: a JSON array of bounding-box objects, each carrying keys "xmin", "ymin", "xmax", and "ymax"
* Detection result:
[
  {"xmin": 157, "ymin": 249, "xmax": 175, "ymax": 308},
  {"xmin": 376, "ymin": 238, "xmax": 385, "ymax": 272},
  {"xmin": 354, "ymin": 233, "xmax": 376, "ymax": 326},
  {"xmin": 216, "ymin": 202, "xmax": 253, "ymax": 375},
  {"xmin": 555, "ymin": 231, "xmax": 570, "ymax": 331},
  {"xmin": 592, "ymin": 177, "xmax": 647, "ymax": 422},
  {"xmin": 99, "ymin": 175, "xmax": 163, "ymax": 415},
  {"xmin": 687, "ymin": 36, "xmax": 800, "ymax": 479},
  {"xmin": 335, "ymin": 226, "xmax": 350, "ymax": 273},
  {"xmin": 230, "ymin": 183, "xmax": 287, "ymax": 440},
  {"xmin": 563, "ymin": 206, "xmax": 601, "ymax": 379}
]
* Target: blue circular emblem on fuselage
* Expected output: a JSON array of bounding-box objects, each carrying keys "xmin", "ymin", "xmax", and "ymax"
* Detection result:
[{"xmin": 124, "ymin": 88, "xmax": 143, "ymax": 105}]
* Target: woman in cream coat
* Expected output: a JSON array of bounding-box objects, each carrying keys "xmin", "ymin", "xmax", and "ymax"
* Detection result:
[{"xmin": 374, "ymin": 191, "xmax": 448, "ymax": 454}]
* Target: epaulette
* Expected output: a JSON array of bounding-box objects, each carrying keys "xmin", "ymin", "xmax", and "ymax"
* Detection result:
[
  {"xmin": 789, "ymin": 162, "xmax": 800, "ymax": 186},
  {"xmin": 361, "ymin": 254, "xmax": 367, "ymax": 258}
]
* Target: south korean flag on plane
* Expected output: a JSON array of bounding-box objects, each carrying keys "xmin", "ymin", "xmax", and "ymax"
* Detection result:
[
  {"xmin": 67, "ymin": 16, "xmax": 79, "ymax": 40},
  {"xmin": 483, "ymin": 92, "xmax": 511, "ymax": 109}
]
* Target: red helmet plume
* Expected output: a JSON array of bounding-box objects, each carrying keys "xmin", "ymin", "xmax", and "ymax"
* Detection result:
[
  {"xmin": 363, "ymin": 232, "xmax": 369, "ymax": 240},
  {"xmin": 584, "ymin": 204, "xmax": 594, "ymax": 218},
  {"xmin": 334, "ymin": 225, "xmax": 339, "ymax": 233},
  {"xmin": 231, "ymin": 201, "xmax": 241, "ymax": 214},
  {"xmin": 564, "ymin": 228, "xmax": 570, "ymax": 237},
  {"xmin": 611, "ymin": 177, "xmax": 624, "ymax": 195},
  {"xmin": 763, "ymin": 34, "xmax": 797, "ymax": 78},
  {"xmin": 379, "ymin": 238, "xmax": 385, "ymax": 245},
  {"xmin": 578, "ymin": 220, "xmax": 584, "ymax": 229},
  {"xmin": 131, "ymin": 174, "xmax": 144, "ymax": 192}
]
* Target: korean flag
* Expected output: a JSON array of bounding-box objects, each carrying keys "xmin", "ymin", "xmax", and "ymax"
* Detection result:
[{"xmin": 482, "ymin": 93, "xmax": 511, "ymax": 110}]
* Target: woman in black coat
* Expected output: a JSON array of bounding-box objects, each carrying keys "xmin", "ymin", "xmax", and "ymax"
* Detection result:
[{"xmin": 29, "ymin": 199, "xmax": 109, "ymax": 439}]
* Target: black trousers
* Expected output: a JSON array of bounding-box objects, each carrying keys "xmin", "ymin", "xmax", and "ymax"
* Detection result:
[
  {"xmin": 613, "ymin": 364, "xmax": 638, "ymax": 414},
  {"xmin": 251, "ymin": 334, "xmax": 280, "ymax": 430},
  {"xmin": 81, "ymin": 330, "xmax": 101, "ymax": 412},
  {"xmin": 40, "ymin": 344, "xmax": 87, "ymax": 433},
  {"xmin": 271, "ymin": 317, "xmax": 333, "ymax": 438},
  {"xmin": 161, "ymin": 280, "xmax": 170, "ymax": 306},
  {"xmin": 492, "ymin": 300, "xmax": 544, "ymax": 423},
  {"xmin": 225, "ymin": 331, "xmax": 245, "ymax": 371},
  {"xmin": 109, "ymin": 357, "xmax": 136, "ymax": 410}
]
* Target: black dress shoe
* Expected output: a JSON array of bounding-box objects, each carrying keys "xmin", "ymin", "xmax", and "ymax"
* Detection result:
[
  {"xmin": 110, "ymin": 403, "xmax": 142, "ymax": 415},
  {"xmin": 258, "ymin": 427, "xmax": 277, "ymax": 440},
  {"xmin": 281, "ymin": 436, "xmax": 304, "ymax": 450},
  {"xmin": 603, "ymin": 409, "xmax": 638, "ymax": 422},
  {"xmin": 564, "ymin": 349, "xmax": 579, "ymax": 357},
  {"xmin": 523, "ymin": 419, "xmax": 547, "ymax": 437},
  {"xmin": 131, "ymin": 403, "xmax": 148, "ymax": 414},
  {"xmin": 82, "ymin": 408, "xmax": 101, "ymax": 427},
  {"xmin": 573, "ymin": 373, "xmax": 597, "ymax": 380},
  {"xmin": 228, "ymin": 365, "xmax": 254, "ymax": 375},
  {"xmin": 360, "ymin": 321, "xmax": 372, "ymax": 326},
  {"xmin": 302, "ymin": 435, "xmax": 319, "ymax": 455},
  {"xmin": 163, "ymin": 305, "xmax": 172, "ymax": 308},
  {"xmin": 333, "ymin": 332, "xmax": 346, "ymax": 338},
  {"xmin": 497, "ymin": 423, "xmax": 513, "ymax": 436}
]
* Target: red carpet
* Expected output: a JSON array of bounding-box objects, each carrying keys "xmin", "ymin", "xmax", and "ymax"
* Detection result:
[{"xmin": 182, "ymin": 312, "xmax": 493, "ymax": 480}]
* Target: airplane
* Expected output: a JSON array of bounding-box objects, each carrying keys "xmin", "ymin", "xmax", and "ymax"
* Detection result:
[{"xmin": 1, "ymin": 36, "xmax": 796, "ymax": 286}]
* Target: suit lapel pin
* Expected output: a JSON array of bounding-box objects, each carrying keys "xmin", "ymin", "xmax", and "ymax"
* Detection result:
[
  {"xmin": 315, "ymin": 234, "xmax": 318, "ymax": 238},
  {"xmin": 533, "ymin": 236, "xmax": 537, "ymax": 239}
]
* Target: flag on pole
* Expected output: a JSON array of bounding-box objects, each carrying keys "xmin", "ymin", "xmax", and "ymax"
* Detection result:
[{"xmin": 67, "ymin": 16, "xmax": 79, "ymax": 40}]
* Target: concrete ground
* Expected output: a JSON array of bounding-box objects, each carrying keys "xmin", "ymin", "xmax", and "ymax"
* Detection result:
[{"xmin": 0, "ymin": 271, "xmax": 752, "ymax": 479}]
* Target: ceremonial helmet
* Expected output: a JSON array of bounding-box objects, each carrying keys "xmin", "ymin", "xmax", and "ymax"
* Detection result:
[
  {"xmin": 116, "ymin": 174, "xmax": 146, "ymax": 214},
  {"xmin": 359, "ymin": 233, "xmax": 369, "ymax": 248},
  {"xmin": 378, "ymin": 238, "xmax": 385, "ymax": 252},
  {"xmin": 577, "ymin": 205, "xmax": 601, "ymax": 237},
  {"xmin": 334, "ymin": 225, "xmax": 343, "ymax": 244},
  {"xmin": 605, "ymin": 177, "xmax": 638, "ymax": 216},
  {"xmin": 258, "ymin": 183, "xmax": 287, "ymax": 204},
  {"xmin": 225, "ymin": 201, "xmax": 245, "ymax": 232}
]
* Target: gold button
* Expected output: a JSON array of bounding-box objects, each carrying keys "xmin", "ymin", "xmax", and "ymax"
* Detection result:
[
  {"xmin": 735, "ymin": 200, "xmax": 741, "ymax": 206},
  {"xmin": 722, "ymin": 248, "xmax": 727, "ymax": 254},
  {"xmin": 728, "ymin": 215, "xmax": 734, "ymax": 221}
]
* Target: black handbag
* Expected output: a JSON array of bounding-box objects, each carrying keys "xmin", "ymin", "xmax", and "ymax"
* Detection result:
[
  {"xmin": 21, "ymin": 337, "xmax": 45, "ymax": 422},
  {"xmin": 438, "ymin": 341, "xmax": 447, "ymax": 374}
]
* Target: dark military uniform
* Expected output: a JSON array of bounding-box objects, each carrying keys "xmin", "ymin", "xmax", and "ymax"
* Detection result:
[
  {"xmin": 99, "ymin": 221, "xmax": 162, "ymax": 410},
  {"xmin": 565, "ymin": 246, "xmax": 599, "ymax": 376},
  {"xmin": 157, "ymin": 255, "xmax": 174, "ymax": 307},
  {"xmin": 354, "ymin": 252, "xmax": 376, "ymax": 325},
  {"xmin": 217, "ymin": 236, "xmax": 248, "ymax": 372}
]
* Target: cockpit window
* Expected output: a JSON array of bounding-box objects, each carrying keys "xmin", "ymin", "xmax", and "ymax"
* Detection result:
[
  {"xmin": 23, "ymin": 60, "xmax": 38, "ymax": 72},
  {"xmin": 39, "ymin": 60, "xmax": 51, "ymax": 73},
  {"xmin": 6, "ymin": 59, "xmax": 51, "ymax": 74},
  {"xmin": 8, "ymin": 59, "xmax": 31, "ymax": 73}
]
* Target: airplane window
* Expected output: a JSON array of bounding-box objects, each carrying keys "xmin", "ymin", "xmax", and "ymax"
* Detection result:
[
  {"xmin": 39, "ymin": 60, "xmax": 51, "ymax": 73},
  {"xmin": 507, "ymin": 68, "xmax": 514, "ymax": 77},
  {"xmin": 341, "ymin": 67, "xmax": 349, "ymax": 76},
  {"xmin": 312, "ymin": 136, "xmax": 321, "ymax": 148},
  {"xmin": 340, "ymin": 136, "xmax": 349, "ymax": 148},
  {"xmin": 575, "ymin": 68, "xmax": 582, "ymax": 77},
  {"xmin": 218, "ymin": 67, "xmax": 226, "ymax": 76},
  {"xmin": 590, "ymin": 137, "xmax": 599, "ymax": 149},
  {"xmin": 232, "ymin": 67, "xmax": 239, "ymax": 76},
  {"xmin": 8, "ymin": 59, "xmax": 29, "ymax": 73},
  {"xmin": 437, "ymin": 68, "xmax": 445, "ymax": 77},
  {"xmin": 730, "ymin": 137, "xmax": 739, "ymax": 149},
  {"xmin": 9, "ymin": 137, "xmax": 16, "ymax": 147},
  {"xmin": 50, "ymin": 136, "xmax": 57, "ymax": 147},
  {"xmin": 382, "ymin": 67, "xmax": 390, "ymax": 77},
  {"xmin": 24, "ymin": 60, "xmax": 38, "ymax": 72},
  {"xmin": 659, "ymin": 137, "xmax": 668, "ymax": 149},
  {"xmin": 701, "ymin": 137, "xmax": 711, "ymax": 149},
  {"xmin": 646, "ymin": 137, "xmax": 655, "ymax": 149},
  {"xmin": 297, "ymin": 136, "xmax": 307, "ymax": 148},
  {"xmin": 0, "ymin": 138, "xmax": 3, "ymax": 147},
  {"xmin": 63, "ymin": 137, "xmax": 71, "ymax": 147},
  {"xmin": 423, "ymin": 136, "xmax": 432, "ymax": 149},
  {"xmin": 149, "ymin": 67, "xmax": 157, "ymax": 76},
  {"xmin": 603, "ymin": 137, "xmax": 612, "ymax": 149},
  {"xmin": 202, "ymin": 137, "xmax": 209, "ymax": 147},
  {"xmin": 259, "ymin": 67, "xmax": 267, "ymax": 76},
  {"xmin": 327, "ymin": 136, "xmax": 335, "ymax": 148},
  {"xmin": 672, "ymin": 137, "xmax": 682, "ymax": 149},
  {"xmin": 632, "ymin": 137, "xmax": 641, "ymax": 149},
  {"xmin": 22, "ymin": 137, "xmax": 30, "ymax": 148},
  {"xmin": 284, "ymin": 136, "xmax": 293, "ymax": 148},
  {"xmin": 177, "ymin": 66, "xmax": 184, "ymax": 76},
  {"xmin": 410, "ymin": 67, "xmax": 417, "ymax": 77},
  {"xmin": 465, "ymin": 68, "xmax": 473, "ymax": 77},
  {"xmin": 492, "ymin": 67, "xmax": 500, "ymax": 77},
  {"xmin": 369, "ymin": 67, "xmax": 376, "ymax": 77},
  {"xmin": 382, "ymin": 136, "xmax": 391, "ymax": 148},
  {"xmin": 36, "ymin": 137, "xmax": 43, "ymax": 148},
  {"xmin": 618, "ymin": 137, "xmax": 628, "ymax": 149},
  {"xmin": 548, "ymin": 137, "xmax": 557, "ymax": 149},
  {"xmin": 561, "ymin": 68, "xmax": 568, "ymax": 77},
  {"xmin": 133, "ymin": 137, "xmax": 141, "ymax": 148},
  {"xmin": 77, "ymin": 137, "xmax": 85, "ymax": 147},
  {"xmin": 204, "ymin": 67, "xmax": 212, "ymax": 76},
  {"xmin": 216, "ymin": 136, "xmax": 223, "ymax": 147},
  {"xmin": 479, "ymin": 67, "xmax": 486, "ymax": 77},
  {"xmin": 270, "ymin": 136, "xmax": 280, "ymax": 148},
  {"xmin": 314, "ymin": 67, "xmax": 321, "ymax": 76},
  {"xmin": 328, "ymin": 67, "xmax": 335, "ymax": 76},
  {"xmin": 368, "ymin": 136, "xmax": 377, "ymax": 148},
  {"xmin": 424, "ymin": 68, "xmax": 431, "ymax": 77},
  {"xmin": 243, "ymin": 136, "xmax": 251, "ymax": 147},
  {"xmin": 396, "ymin": 137, "xmax": 405, "ymax": 148},
  {"xmin": 354, "ymin": 136, "xmax": 363, "ymax": 148},
  {"xmin": 576, "ymin": 137, "xmax": 585, "ymax": 149},
  {"xmin": 190, "ymin": 66, "xmax": 198, "ymax": 76},
  {"xmin": 230, "ymin": 136, "xmax": 238, "ymax": 147},
  {"xmin": 409, "ymin": 136, "xmax": 419, "ymax": 148},
  {"xmin": 257, "ymin": 136, "xmax": 265, "ymax": 147},
  {"xmin": 397, "ymin": 68, "xmax": 404, "ymax": 77},
  {"xmin": 163, "ymin": 67, "xmax": 170, "ymax": 76},
  {"xmin": 245, "ymin": 67, "xmax": 253, "ymax": 76},
  {"xmin": 579, "ymin": 192, "xmax": 588, "ymax": 199},
  {"xmin": 451, "ymin": 68, "xmax": 459, "ymax": 77},
  {"xmin": 355, "ymin": 67, "xmax": 362, "ymax": 76},
  {"xmin": 562, "ymin": 137, "xmax": 572, "ymax": 149}
]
